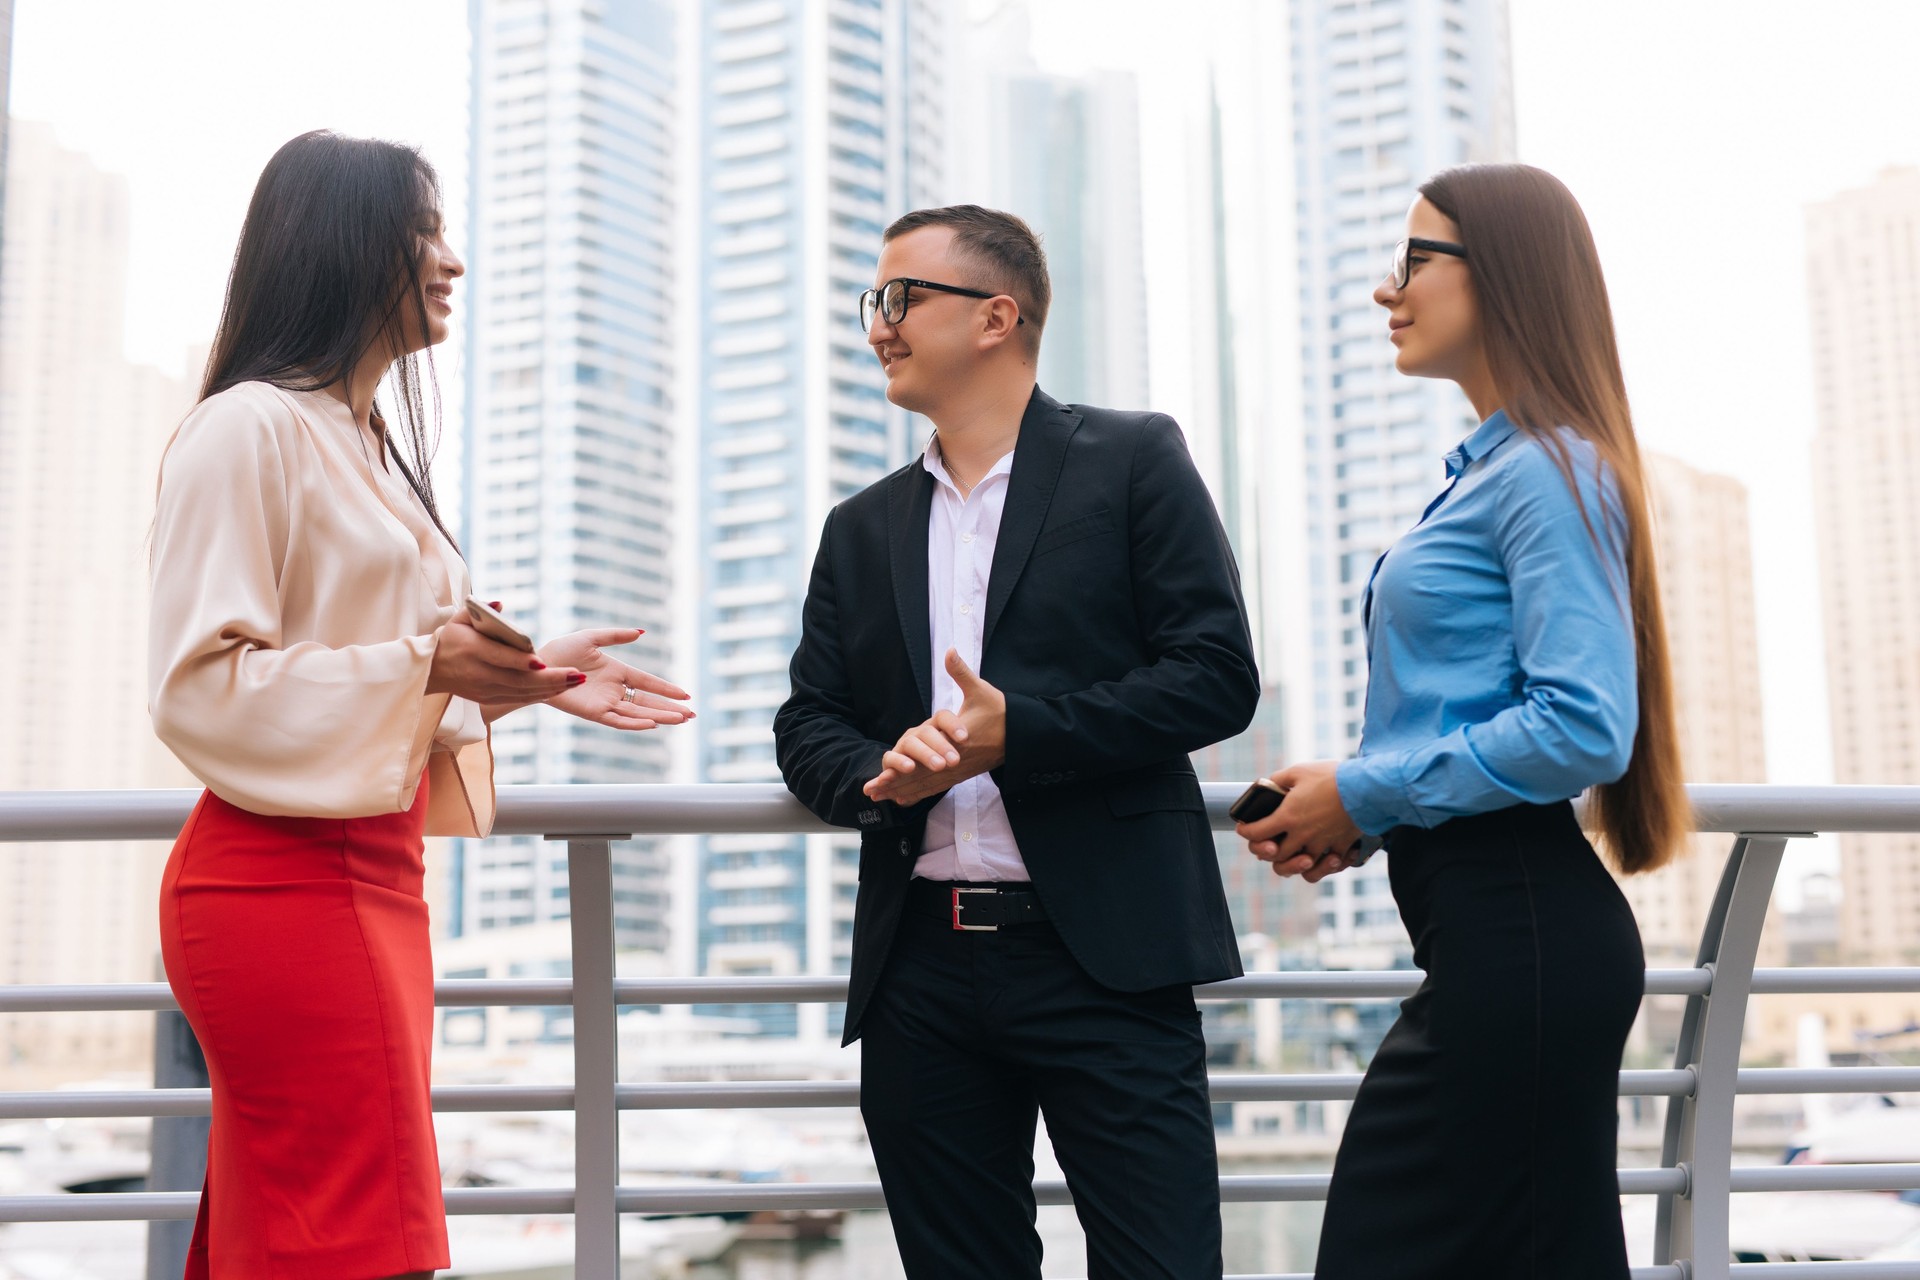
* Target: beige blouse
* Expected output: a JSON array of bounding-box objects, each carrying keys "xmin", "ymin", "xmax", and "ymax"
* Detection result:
[{"xmin": 149, "ymin": 381, "xmax": 495, "ymax": 837}]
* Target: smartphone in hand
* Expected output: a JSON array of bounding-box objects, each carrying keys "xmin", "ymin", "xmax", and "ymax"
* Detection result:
[
  {"xmin": 1230, "ymin": 777, "xmax": 1383, "ymax": 868},
  {"xmin": 1229, "ymin": 778, "xmax": 1287, "ymax": 824},
  {"xmin": 464, "ymin": 595, "xmax": 536, "ymax": 653}
]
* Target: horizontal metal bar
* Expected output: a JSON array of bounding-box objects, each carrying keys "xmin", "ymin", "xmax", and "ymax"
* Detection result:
[
  {"xmin": 1728, "ymin": 1162, "xmax": 1920, "ymax": 1193},
  {"xmin": 436, "ymin": 979, "xmax": 576, "ymax": 1007},
  {"xmin": 1736, "ymin": 1067, "xmax": 1920, "ymax": 1094},
  {"xmin": 0, "ymin": 966, "xmax": 1731, "ymax": 1016},
  {"xmin": 0, "ymin": 1186, "xmax": 579, "ymax": 1223},
  {"xmin": 1213, "ymin": 1274, "xmax": 1718, "ymax": 1280},
  {"xmin": 445, "ymin": 1186, "xmax": 575, "ymax": 1215},
  {"xmin": 0, "ymin": 978, "xmax": 580, "ymax": 1014},
  {"xmin": 20, "ymin": 963, "xmax": 1920, "ymax": 1020},
  {"xmin": 1750, "ymin": 967, "xmax": 1920, "ymax": 994},
  {"xmin": 0, "ymin": 1193, "xmax": 199, "ymax": 1223},
  {"xmin": 0, "ymin": 1070, "xmax": 1711, "ymax": 1121},
  {"xmin": 25, "ymin": 1064, "xmax": 1920, "ymax": 1123},
  {"xmin": 0, "ymin": 1167, "xmax": 1701, "ymax": 1223},
  {"xmin": 0, "ymin": 1084, "xmax": 578, "ymax": 1120},
  {"xmin": 1219, "ymin": 1274, "xmax": 1709, "ymax": 1280},
  {"xmin": 617, "ymin": 1080, "xmax": 856, "ymax": 1109},
  {"xmin": 6, "ymin": 783, "xmax": 1920, "ymax": 844},
  {"xmin": 1622, "ymin": 1069, "xmax": 1698, "ymax": 1097},
  {"xmin": 0, "ymin": 983, "xmax": 178, "ymax": 1013},
  {"xmin": 1727, "ymin": 1265, "xmax": 1920, "ymax": 1279}
]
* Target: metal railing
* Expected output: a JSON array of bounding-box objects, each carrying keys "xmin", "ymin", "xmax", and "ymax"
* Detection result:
[{"xmin": 2, "ymin": 782, "xmax": 1919, "ymax": 1280}]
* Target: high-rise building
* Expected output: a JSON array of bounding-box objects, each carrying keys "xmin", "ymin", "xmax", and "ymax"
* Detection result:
[
  {"xmin": 460, "ymin": 0, "xmax": 680, "ymax": 950},
  {"xmin": 1809, "ymin": 165, "xmax": 1920, "ymax": 964},
  {"xmin": 0, "ymin": 122, "xmax": 191, "ymax": 1084},
  {"xmin": 1620, "ymin": 452, "xmax": 1768, "ymax": 963},
  {"xmin": 1289, "ymin": 0, "xmax": 1516, "ymax": 958},
  {"xmin": 692, "ymin": 0, "xmax": 948, "ymax": 1040},
  {"xmin": 955, "ymin": 2, "xmax": 1147, "ymax": 409},
  {"xmin": 1, "ymin": 0, "xmax": 14, "ymax": 277}
]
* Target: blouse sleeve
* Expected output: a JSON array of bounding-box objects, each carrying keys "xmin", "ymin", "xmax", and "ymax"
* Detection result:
[
  {"xmin": 148, "ymin": 391, "xmax": 454, "ymax": 820},
  {"xmin": 1336, "ymin": 444, "xmax": 1639, "ymax": 834}
]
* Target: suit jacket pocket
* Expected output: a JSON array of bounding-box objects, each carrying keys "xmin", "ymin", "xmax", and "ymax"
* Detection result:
[
  {"xmin": 1105, "ymin": 771, "xmax": 1207, "ymax": 817},
  {"xmin": 1030, "ymin": 506, "xmax": 1115, "ymax": 559}
]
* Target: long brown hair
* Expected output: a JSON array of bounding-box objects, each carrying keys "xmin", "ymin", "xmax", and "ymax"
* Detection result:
[
  {"xmin": 1419, "ymin": 163, "xmax": 1687, "ymax": 875},
  {"xmin": 199, "ymin": 131, "xmax": 453, "ymax": 546}
]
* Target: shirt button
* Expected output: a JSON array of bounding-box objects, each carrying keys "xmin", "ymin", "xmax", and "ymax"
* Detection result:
[
  {"xmin": 961, "ymin": 532, "xmax": 975, "ymax": 544},
  {"xmin": 959, "ymin": 604, "xmax": 973, "ymax": 615},
  {"xmin": 962, "ymin": 832, "xmax": 975, "ymax": 842}
]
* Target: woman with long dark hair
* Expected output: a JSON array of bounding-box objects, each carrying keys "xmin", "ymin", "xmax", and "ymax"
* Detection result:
[
  {"xmin": 1238, "ymin": 163, "xmax": 1687, "ymax": 1277},
  {"xmin": 148, "ymin": 131, "xmax": 693, "ymax": 1278}
]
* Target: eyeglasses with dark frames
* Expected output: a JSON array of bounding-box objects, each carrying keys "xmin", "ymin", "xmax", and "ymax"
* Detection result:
[
  {"xmin": 1391, "ymin": 237, "xmax": 1469, "ymax": 290},
  {"xmin": 859, "ymin": 277, "xmax": 1026, "ymax": 332}
]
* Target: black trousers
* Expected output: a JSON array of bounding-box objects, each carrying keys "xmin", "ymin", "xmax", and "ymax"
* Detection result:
[
  {"xmin": 861, "ymin": 904, "xmax": 1223, "ymax": 1279},
  {"xmin": 1315, "ymin": 801, "xmax": 1645, "ymax": 1279}
]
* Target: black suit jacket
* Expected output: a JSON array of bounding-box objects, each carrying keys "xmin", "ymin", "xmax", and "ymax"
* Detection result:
[{"xmin": 773, "ymin": 388, "xmax": 1260, "ymax": 1045}]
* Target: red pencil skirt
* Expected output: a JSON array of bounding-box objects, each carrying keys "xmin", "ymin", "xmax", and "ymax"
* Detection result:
[{"xmin": 158, "ymin": 779, "xmax": 449, "ymax": 1279}]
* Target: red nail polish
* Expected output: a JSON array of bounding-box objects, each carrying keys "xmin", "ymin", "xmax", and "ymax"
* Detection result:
[
  {"xmin": 489, "ymin": 601, "xmax": 502, "ymax": 610},
  {"xmin": 568, "ymin": 673, "xmax": 587, "ymax": 685},
  {"xmin": 530, "ymin": 660, "xmax": 547, "ymax": 670}
]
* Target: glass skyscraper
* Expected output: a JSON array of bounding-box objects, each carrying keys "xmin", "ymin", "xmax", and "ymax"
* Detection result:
[
  {"xmin": 1290, "ymin": 0, "xmax": 1514, "ymax": 956},
  {"xmin": 459, "ymin": 0, "xmax": 680, "ymax": 951},
  {"xmin": 692, "ymin": 0, "xmax": 947, "ymax": 1040}
]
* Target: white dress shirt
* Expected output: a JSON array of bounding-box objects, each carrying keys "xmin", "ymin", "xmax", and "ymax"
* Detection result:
[{"xmin": 912, "ymin": 433, "xmax": 1030, "ymax": 882}]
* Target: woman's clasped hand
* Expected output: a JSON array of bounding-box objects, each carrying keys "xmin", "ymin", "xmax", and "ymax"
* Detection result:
[
  {"xmin": 426, "ymin": 613, "xmax": 694, "ymax": 729},
  {"xmin": 1235, "ymin": 760, "xmax": 1365, "ymax": 883}
]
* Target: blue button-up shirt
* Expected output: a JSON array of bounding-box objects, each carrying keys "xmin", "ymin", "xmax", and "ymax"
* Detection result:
[{"xmin": 1335, "ymin": 409, "xmax": 1638, "ymax": 837}]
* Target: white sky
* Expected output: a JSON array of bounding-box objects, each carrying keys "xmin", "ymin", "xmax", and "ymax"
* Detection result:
[{"xmin": 14, "ymin": 0, "xmax": 1919, "ymax": 823}]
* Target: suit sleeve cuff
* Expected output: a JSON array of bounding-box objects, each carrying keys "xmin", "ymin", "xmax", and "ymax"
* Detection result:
[{"xmin": 993, "ymin": 690, "xmax": 1078, "ymax": 800}]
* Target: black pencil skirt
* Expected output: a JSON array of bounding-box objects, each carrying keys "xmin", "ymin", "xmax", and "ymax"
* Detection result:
[{"xmin": 1314, "ymin": 800, "xmax": 1645, "ymax": 1279}]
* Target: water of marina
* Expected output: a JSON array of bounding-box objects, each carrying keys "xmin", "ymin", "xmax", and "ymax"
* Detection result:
[{"xmin": 685, "ymin": 1169, "xmax": 1332, "ymax": 1279}]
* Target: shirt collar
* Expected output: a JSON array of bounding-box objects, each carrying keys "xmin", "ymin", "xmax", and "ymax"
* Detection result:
[
  {"xmin": 1445, "ymin": 408, "xmax": 1518, "ymax": 479},
  {"xmin": 921, "ymin": 431, "xmax": 1014, "ymax": 497}
]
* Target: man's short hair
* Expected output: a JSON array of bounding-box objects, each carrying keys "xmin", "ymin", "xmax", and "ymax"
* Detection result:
[{"xmin": 884, "ymin": 205, "xmax": 1050, "ymax": 340}]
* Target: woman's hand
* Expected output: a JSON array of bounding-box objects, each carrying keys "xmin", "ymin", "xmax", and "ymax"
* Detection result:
[
  {"xmin": 534, "ymin": 627, "xmax": 695, "ymax": 731},
  {"xmin": 428, "ymin": 613, "xmax": 581, "ymax": 704},
  {"xmin": 1236, "ymin": 761, "xmax": 1366, "ymax": 884}
]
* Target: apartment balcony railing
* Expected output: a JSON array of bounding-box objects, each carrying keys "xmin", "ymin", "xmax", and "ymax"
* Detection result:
[{"xmin": 2, "ymin": 783, "xmax": 1919, "ymax": 1280}]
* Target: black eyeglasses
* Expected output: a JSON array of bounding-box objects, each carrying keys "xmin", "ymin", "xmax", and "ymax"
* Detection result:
[
  {"xmin": 1391, "ymin": 238, "xmax": 1468, "ymax": 289},
  {"xmin": 859, "ymin": 277, "xmax": 1025, "ymax": 332}
]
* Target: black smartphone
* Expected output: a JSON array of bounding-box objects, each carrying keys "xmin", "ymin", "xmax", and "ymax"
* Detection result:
[{"xmin": 1228, "ymin": 778, "xmax": 1287, "ymax": 824}]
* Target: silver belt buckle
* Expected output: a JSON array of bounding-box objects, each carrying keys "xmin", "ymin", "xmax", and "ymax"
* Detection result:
[{"xmin": 952, "ymin": 887, "xmax": 999, "ymax": 932}]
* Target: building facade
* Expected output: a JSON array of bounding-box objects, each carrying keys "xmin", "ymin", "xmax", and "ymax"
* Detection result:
[
  {"xmin": 692, "ymin": 0, "xmax": 948, "ymax": 1040},
  {"xmin": 1289, "ymin": 0, "xmax": 1515, "ymax": 958},
  {"xmin": 1619, "ymin": 452, "xmax": 1769, "ymax": 964},
  {"xmin": 0, "ymin": 122, "xmax": 191, "ymax": 1084},
  {"xmin": 1808, "ymin": 166, "xmax": 1920, "ymax": 964},
  {"xmin": 459, "ymin": 0, "xmax": 681, "ymax": 950},
  {"xmin": 955, "ymin": 2, "xmax": 1148, "ymax": 410}
]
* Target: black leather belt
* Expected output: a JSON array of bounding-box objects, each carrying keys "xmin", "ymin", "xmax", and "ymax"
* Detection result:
[{"xmin": 905, "ymin": 879, "xmax": 1049, "ymax": 931}]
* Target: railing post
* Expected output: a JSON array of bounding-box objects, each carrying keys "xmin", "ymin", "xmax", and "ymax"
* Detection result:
[
  {"xmin": 566, "ymin": 837, "xmax": 621, "ymax": 1277},
  {"xmin": 145, "ymin": 1005, "xmax": 209, "ymax": 1280},
  {"xmin": 1655, "ymin": 833, "xmax": 1790, "ymax": 1279}
]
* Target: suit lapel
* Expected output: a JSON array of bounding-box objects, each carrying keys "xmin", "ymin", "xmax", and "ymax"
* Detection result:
[
  {"xmin": 983, "ymin": 389, "xmax": 1081, "ymax": 651},
  {"xmin": 887, "ymin": 460, "xmax": 936, "ymax": 715}
]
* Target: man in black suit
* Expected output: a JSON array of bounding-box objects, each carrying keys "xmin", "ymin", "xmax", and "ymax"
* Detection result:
[{"xmin": 773, "ymin": 205, "xmax": 1258, "ymax": 1279}]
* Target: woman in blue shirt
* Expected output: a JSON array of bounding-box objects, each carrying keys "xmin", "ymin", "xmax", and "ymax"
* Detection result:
[{"xmin": 1238, "ymin": 164, "xmax": 1688, "ymax": 1277}]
